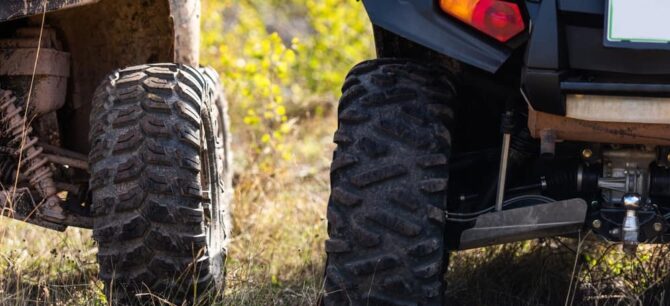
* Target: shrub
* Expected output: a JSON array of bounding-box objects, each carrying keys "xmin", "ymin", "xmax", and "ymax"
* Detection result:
[{"xmin": 201, "ymin": 0, "xmax": 373, "ymax": 172}]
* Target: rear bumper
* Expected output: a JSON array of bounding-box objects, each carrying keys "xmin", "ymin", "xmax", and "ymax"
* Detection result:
[
  {"xmin": 528, "ymin": 109, "xmax": 670, "ymax": 145},
  {"xmin": 524, "ymin": 0, "xmax": 670, "ymax": 115}
]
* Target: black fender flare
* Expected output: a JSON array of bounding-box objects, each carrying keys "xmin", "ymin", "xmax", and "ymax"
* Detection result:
[
  {"xmin": 362, "ymin": 0, "xmax": 512, "ymax": 73},
  {"xmin": 0, "ymin": 0, "xmax": 100, "ymax": 22}
]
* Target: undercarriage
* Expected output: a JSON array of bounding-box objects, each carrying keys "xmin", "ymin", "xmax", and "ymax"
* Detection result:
[
  {"xmin": 0, "ymin": 1, "xmax": 233, "ymax": 303},
  {"xmin": 0, "ymin": 26, "xmax": 90, "ymax": 230}
]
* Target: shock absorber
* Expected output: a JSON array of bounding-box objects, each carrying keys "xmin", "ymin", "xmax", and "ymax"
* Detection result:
[{"xmin": 0, "ymin": 89, "xmax": 63, "ymax": 221}]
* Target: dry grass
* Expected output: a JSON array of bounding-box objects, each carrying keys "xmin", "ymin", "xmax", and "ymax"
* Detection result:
[
  {"xmin": 0, "ymin": 111, "xmax": 336, "ymax": 306},
  {"xmin": 2, "ymin": 3, "xmax": 670, "ymax": 303},
  {"xmin": 220, "ymin": 113, "xmax": 335, "ymax": 305},
  {"xmin": 4, "ymin": 109, "xmax": 670, "ymax": 306},
  {"xmin": 0, "ymin": 221, "xmax": 100, "ymax": 305}
]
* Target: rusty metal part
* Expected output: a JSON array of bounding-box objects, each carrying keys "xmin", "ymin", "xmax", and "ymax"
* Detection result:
[
  {"xmin": 0, "ymin": 49, "xmax": 70, "ymax": 76},
  {"xmin": 0, "ymin": 27, "xmax": 64, "ymax": 49},
  {"xmin": 34, "ymin": 113, "xmax": 61, "ymax": 146},
  {"xmin": 44, "ymin": 153, "xmax": 87, "ymax": 170},
  {"xmin": 39, "ymin": 142, "xmax": 87, "ymax": 160},
  {"xmin": 0, "ymin": 0, "xmax": 100, "ymax": 23},
  {"xmin": 528, "ymin": 108, "xmax": 670, "ymax": 145},
  {"xmin": 0, "ymin": 27, "xmax": 71, "ymax": 115},
  {"xmin": 0, "ymin": 89, "xmax": 64, "ymax": 221}
]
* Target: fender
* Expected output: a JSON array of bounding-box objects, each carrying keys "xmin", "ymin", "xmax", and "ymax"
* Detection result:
[
  {"xmin": 362, "ymin": 0, "xmax": 512, "ymax": 73},
  {"xmin": 0, "ymin": 0, "xmax": 100, "ymax": 22}
]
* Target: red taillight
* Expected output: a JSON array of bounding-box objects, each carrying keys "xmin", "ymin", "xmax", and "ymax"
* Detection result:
[{"xmin": 440, "ymin": 0, "xmax": 525, "ymax": 42}]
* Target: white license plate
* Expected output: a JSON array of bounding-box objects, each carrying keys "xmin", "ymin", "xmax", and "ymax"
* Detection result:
[{"xmin": 607, "ymin": 0, "xmax": 670, "ymax": 44}]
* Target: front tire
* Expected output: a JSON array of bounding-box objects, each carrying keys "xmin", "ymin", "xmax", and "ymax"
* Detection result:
[
  {"xmin": 323, "ymin": 59, "xmax": 457, "ymax": 305},
  {"xmin": 88, "ymin": 64, "xmax": 232, "ymax": 304}
]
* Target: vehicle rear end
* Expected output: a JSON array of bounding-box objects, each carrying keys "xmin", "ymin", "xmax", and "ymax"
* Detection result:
[{"xmin": 323, "ymin": 0, "xmax": 670, "ymax": 305}]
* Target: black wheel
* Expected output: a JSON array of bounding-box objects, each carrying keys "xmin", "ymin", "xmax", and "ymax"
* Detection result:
[
  {"xmin": 88, "ymin": 63, "xmax": 232, "ymax": 304},
  {"xmin": 323, "ymin": 59, "xmax": 457, "ymax": 305}
]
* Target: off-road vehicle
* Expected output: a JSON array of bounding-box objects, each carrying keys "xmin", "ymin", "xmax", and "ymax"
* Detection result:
[
  {"xmin": 0, "ymin": 1, "xmax": 232, "ymax": 304},
  {"xmin": 324, "ymin": 0, "xmax": 670, "ymax": 304}
]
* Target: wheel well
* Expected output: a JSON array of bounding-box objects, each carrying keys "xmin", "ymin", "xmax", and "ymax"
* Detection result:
[
  {"xmin": 372, "ymin": 25, "xmax": 532, "ymax": 157},
  {"xmin": 373, "ymin": 25, "xmax": 461, "ymax": 73}
]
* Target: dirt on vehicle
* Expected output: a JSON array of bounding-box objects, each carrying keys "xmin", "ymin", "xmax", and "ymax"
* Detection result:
[{"xmin": 0, "ymin": 0, "xmax": 232, "ymax": 304}]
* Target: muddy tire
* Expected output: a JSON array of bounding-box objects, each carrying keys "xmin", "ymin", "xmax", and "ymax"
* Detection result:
[
  {"xmin": 89, "ymin": 63, "xmax": 232, "ymax": 304},
  {"xmin": 323, "ymin": 59, "xmax": 456, "ymax": 306}
]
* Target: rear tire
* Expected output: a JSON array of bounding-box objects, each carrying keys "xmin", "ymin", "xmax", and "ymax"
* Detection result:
[
  {"xmin": 89, "ymin": 63, "xmax": 232, "ymax": 304},
  {"xmin": 323, "ymin": 59, "xmax": 457, "ymax": 305}
]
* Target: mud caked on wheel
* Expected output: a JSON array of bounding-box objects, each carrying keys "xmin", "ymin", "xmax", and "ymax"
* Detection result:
[
  {"xmin": 89, "ymin": 63, "xmax": 232, "ymax": 304},
  {"xmin": 324, "ymin": 59, "xmax": 457, "ymax": 306}
]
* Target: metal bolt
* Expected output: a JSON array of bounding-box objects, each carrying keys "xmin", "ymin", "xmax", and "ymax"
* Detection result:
[
  {"xmin": 610, "ymin": 228, "xmax": 620, "ymax": 236},
  {"xmin": 667, "ymin": 152, "xmax": 670, "ymax": 163},
  {"xmin": 582, "ymin": 148, "xmax": 593, "ymax": 159},
  {"xmin": 592, "ymin": 219, "xmax": 602, "ymax": 229},
  {"xmin": 654, "ymin": 222, "xmax": 664, "ymax": 232}
]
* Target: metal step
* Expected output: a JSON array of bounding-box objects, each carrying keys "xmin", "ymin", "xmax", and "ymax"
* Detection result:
[{"xmin": 457, "ymin": 198, "xmax": 588, "ymax": 250}]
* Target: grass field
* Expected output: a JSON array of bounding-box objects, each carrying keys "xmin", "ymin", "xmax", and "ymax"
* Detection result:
[{"xmin": 3, "ymin": 1, "xmax": 670, "ymax": 305}]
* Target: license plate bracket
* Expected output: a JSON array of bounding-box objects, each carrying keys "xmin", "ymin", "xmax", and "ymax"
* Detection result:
[{"xmin": 604, "ymin": 0, "xmax": 670, "ymax": 50}]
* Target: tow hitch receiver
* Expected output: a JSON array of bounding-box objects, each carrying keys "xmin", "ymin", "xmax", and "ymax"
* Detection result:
[{"xmin": 458, "ymin": 198, "xmax": 588, "ymax": 250}]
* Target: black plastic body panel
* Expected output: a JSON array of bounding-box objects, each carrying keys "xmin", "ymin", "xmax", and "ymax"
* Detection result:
[
  {"xmin": 567, "ymin": 26, "xmax": 670, "ymax": 75},
  {"xmin": 558, "ymin": 0, "xmax": 604, "ymax": 15},
  {"xmin": 0, "ymin": 0, "xmax": 99, "ymax": 22},
  {"xmin": 523, "ymin": 0, "xmax": 670, "ymax": 115},
  {"xmin": 361, "ymin": 0, "xmax": 513, "ymax": 73},
  {"xmin": 522, "ymin": 0, "xmax": 567, "ymax": 114},
  {"xmin": 561, "ymin": 81, "xmax": 670, "ymax": 96}
]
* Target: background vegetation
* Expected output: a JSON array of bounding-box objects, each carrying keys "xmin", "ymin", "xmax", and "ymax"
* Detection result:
[{"xmin": 1, "ymin": 0, "xmax": 670, "ymax": 305}]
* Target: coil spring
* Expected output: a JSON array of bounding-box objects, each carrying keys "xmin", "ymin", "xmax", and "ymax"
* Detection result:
[
  {"xmin": 0, "ymin": 153, "xmax": 17, "ymax": 184},
  {"xmin": 0, "ymin": 89, "xmax": 56, "ymax": 198}
]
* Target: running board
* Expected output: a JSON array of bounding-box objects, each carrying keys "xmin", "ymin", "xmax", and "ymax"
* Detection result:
[{"xmin": 457, "ymin": 198, "xmax": 588, "ymax": 250}]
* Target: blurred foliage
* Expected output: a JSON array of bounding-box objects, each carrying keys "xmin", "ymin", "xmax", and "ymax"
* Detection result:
[{"xmin": 201, "ymin": 0, "xmax": 373, "ymax": 172}]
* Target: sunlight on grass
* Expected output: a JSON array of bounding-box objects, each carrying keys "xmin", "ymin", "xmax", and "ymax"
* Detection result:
[
  {"xmin": 221, "ymin": 117, "xmax": 335, "ymax": 305},
  {"xmin": 2, "ymin": 0, "xmax": 670, "ymax": 305},
  {"xmin": 0, "ymin": 220, "xmax": 103, "ymax": 305}
]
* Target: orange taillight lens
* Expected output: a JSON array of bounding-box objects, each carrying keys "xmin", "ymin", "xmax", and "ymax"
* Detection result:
[{"xmin": 439, "ymin": 0, "xmax": 525, "ymax": 42}]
